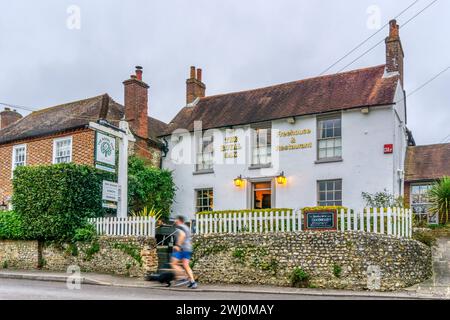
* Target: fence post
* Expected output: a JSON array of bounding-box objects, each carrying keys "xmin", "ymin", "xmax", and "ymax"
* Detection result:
[
  {"xmin": 402, "ymin": 208, "xmax": 406, "ymax": 238},
  {"xmin": 380, "ymin": 208, "xmax": 385, "ymax": 235},
  {"xmin": 298, "ymin": 210, "xmax": 302, "ymax": 232},
  {"xmin": 353, "ymin": 209, "xmax": 358, "ymax": 231},
  {"xmin": 409, "ymin": 209, "xmax": 413, "ymax": 238},
  {"xmin": 387, "ymin": 208, "xmax": 392, "ymax": 236},
  {"xmin": 340, "ymin": 209, "xmax": 345, "ymax": 232}
]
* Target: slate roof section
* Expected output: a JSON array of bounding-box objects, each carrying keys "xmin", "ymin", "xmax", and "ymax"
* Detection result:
[
  {"xmin": 405, "ymin": 144, "xmax": 450, "ymax": 182},
  {"xmin": 0, "ymin": 94, "xmax": 168, "ymax": 146},
  {"xmin": 162, "ymin": 65, "xmax": 399, "ymax": 136}
]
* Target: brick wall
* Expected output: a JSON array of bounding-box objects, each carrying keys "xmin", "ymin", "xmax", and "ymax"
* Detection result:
[{"xmin": 0, "ymin": 128, "xmax": 95, "ymax": 204}]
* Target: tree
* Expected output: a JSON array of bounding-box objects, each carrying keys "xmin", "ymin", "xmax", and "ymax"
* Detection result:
[
  {"xmin": 127, "ymin": 156, "xmax": 175, "ymax": 221},
  {"xmin": 428, "ymin": 176, "xmax": 450, "ymax": 225}
]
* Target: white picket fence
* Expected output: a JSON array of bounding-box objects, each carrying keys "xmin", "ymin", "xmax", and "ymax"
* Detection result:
[
  {"xmin": 195, "ymin": 207, "xmax": 413, "ymax": 238},
  {"xmin": 88, "ymin": 216, "xmax": 156, "ymax": 237}
]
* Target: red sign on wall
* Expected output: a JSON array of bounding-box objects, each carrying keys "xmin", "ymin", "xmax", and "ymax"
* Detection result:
[{"xmin": 384, "ymin": 144, "xmax": 394, "ymax": 154}]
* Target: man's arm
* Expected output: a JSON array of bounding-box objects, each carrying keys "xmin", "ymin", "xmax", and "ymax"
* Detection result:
[{"xmin": 174, "ymin": 230, "xmax": 185, "ymax": 251}]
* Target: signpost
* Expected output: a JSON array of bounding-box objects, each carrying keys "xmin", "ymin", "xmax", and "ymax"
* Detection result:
[
  {"xmin": 89, "ymin": 120, "xmax": 136, "ymax": 218},
  {"xmin": 304, "ymin": 209, "xmax": 338, "ymax": 231}
]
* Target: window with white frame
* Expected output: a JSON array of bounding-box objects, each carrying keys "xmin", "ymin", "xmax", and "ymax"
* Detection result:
[
  {"xmin": 12, "ymin": 144, "xmax": 26, "ymax": 172},
  {"xmin": 196, "ymin": 188, "xmax": 214, "ymax": 213},
  {"xmin": 317, "ymin": 116, "xmax": 342, "ymax": 160},
  {"xmin": 53, "ymin": 137, "xmax": 72, "ymax": 164},
  {"xmin": 196, "ymin": 134, "xmax": 214, "ymax": 172},
  {"xmin": 251, "ymin": 122, "xmax": 272, "ymax": 166},
  {"xmin": 410, "ymin": 184, "xmax": 433, "ymax": 216},
  {"xmin": 317, "ymin": 179, "xmax": 342, "ymax": 206}
]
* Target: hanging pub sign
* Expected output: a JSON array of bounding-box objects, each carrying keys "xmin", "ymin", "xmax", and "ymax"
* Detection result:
[
  {"xmin": 304, "ymin": 209, "xmax": 338, "ymax": 231},
  {"xmin": 95, "ymin": 131, "xmax": 117, "ymax": 173}
]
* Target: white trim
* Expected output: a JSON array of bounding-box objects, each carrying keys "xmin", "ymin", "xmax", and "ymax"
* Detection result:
[
  {"xmin": 52, "ymin": 136, "xmax": 73, "ymax": 164},
  {"xmin": 11, "ymin": 144, "xmax": 27, "ymax": 178}
]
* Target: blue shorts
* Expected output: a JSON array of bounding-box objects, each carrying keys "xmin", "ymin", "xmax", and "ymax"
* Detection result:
[{"xmin": 172, "ymin": 251, "xmax": 192, "ymax": 260}]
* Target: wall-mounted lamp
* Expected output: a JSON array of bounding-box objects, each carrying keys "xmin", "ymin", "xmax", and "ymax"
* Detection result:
[
  {"xmin": 276, "ymin": 172, "xmax": 287, "ymax": 185},
  {"xmin": 234, "ymin": 175, "xmax": 244, "ymax": 187}
]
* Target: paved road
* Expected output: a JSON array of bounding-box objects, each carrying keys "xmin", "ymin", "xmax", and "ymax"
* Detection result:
[{"xmin": 0, "ymin": 278, "xmax": 406, "ymax": 300}]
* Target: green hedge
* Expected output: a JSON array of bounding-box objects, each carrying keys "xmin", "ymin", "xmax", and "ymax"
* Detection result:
[
  {"xmin": 0, "ymin": 211, "xmax": 25, "ymax": 240},
  {"xmin": 12, "ymin": 163, "xmax": 114, "ymax": 241}
]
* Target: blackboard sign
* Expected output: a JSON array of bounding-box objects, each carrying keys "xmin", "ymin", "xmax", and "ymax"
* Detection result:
[{"xmin": 304, "ymin": 210, "xmax": 337, "ymax": 231}]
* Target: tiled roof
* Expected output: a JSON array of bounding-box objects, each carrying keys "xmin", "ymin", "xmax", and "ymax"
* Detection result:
[
  {"xmin": 405, "ymin": 144, "xmax": 450, "ymax": 182},
  {"xmin": 0, "ymin": 94, "xmax": 167, "ymax": 145},
  {"xmin": 162, "ymin": 65, "xmax": 399, "ymax": 135}
]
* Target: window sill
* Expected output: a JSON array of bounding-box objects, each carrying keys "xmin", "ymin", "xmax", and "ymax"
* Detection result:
[
  {"xmin": 315, "ymin": 158, "xmax": 343, "ymax": 165},
  {"xmin": 248, "ymin": 164, "xmax": 272, "ymax": 170},
  {"xmin": 193, "ymin": 170, "xmax": 214, "ymax": 176}
]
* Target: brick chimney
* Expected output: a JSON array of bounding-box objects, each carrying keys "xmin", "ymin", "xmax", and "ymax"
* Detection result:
[
  {"xmin": 0, "ymin": 107, "xmax": 22, "ymax": 130},
  {"xmin": 186, "ymin": 66, "xmax": 206, "ymax": 105},
  {"xmin": 123, "ymin": 66, "xmax": 149, "ymax": 140},
  {"xmin": 385, "ymin": 20, "xmax": 404, "ymax": 87}
]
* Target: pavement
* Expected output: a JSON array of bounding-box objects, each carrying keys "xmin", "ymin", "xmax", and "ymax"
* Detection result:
[{"xmin": 0, "ymin": 269, "xmax": 440, "ymax": 300}]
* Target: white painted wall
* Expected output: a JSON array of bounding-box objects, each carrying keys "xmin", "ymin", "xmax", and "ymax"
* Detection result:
[{"xmin": 162, "ymin": 89, "xmax": 407, "ymax": 219}]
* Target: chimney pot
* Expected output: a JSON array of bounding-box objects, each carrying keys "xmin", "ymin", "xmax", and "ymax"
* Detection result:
[
  {"xmin": 135, "ymin": 66, "xmax": 143, "ymax": 81},
  {"xmin": 197, "ymin": 68, "xmax": 202, "ymax": 82},
  {"xmin": 389, "ymin": 20, "xmax": 399, "ymax": 38},
  {"xmin": 190, "ymin": 66, "xmax": 196, "ymax": 79}
]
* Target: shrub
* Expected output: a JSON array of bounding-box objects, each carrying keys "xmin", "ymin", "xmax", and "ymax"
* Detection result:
[
  {"xmin": 12, "ymin": 163, "xmax": 114, "ymax": 241},
  {"xmin": 362, "ymin": 189, "xmax": 404, "ymax": 208},
  {"xmin": 128, "ymin": 156, "xmax": 175, "ymax": 221},
  {"xmin": 412, "ymin": 229, "xmax": 437, "ymax": 247},
  {"xmin": 428, "ymin": 177, "xmax": 450, "ymax": 225},
  {"xmin": 0, "ymin": 211, "xmax": 25, "ymax": 240},
  {"xmin": 290, "ymin": 267, "xmax": 310, "ymax": 288},
  {"xmin": 333, "ymin": 264, "xmax": 342, "ymax": 278},
  {"xmin": 72, "ymin": 223, "xmax": 98, "ymax": 243}
]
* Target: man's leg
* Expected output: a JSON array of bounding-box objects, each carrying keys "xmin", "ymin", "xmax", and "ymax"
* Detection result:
[
  {"xmin": 182, "ymin": 258, "xmax": 195, "ymax": 282},
  {"xmin": 170, "ymin": 256, "xmax": 185, "ymax": 280}
]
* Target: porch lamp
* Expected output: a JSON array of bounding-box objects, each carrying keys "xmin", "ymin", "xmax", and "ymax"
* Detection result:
[
  {"xmin": 277, "ymin": 172, "xmax": 287, "ymax": 185},
  {"xmin": 234, "ymin": 175, "xmax": 244, "ymax": 187}
]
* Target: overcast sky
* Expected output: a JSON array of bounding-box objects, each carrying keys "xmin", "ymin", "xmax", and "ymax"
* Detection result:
[{"xmin": 0, "ymin": 0, "xmax": 448, "ymax": 145}]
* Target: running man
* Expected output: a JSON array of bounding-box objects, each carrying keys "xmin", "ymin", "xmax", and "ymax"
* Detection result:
[{"xmin": 171, "ymin": 215, "xmax": 197, "ymax": 289}]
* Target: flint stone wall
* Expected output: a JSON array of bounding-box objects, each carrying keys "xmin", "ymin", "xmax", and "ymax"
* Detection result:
[
  {"xmin": 0, "ymin": 236, "xmax": 157, "ymax": 277},
  {"xmin": 192, "ymin": 232, "xmax": 432, "ymax": 291}
]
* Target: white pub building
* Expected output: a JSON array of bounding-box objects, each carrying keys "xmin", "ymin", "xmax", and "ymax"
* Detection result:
[{"xmin": 161, "ymin": 20, "xmax": 412, "ymax": 220}]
